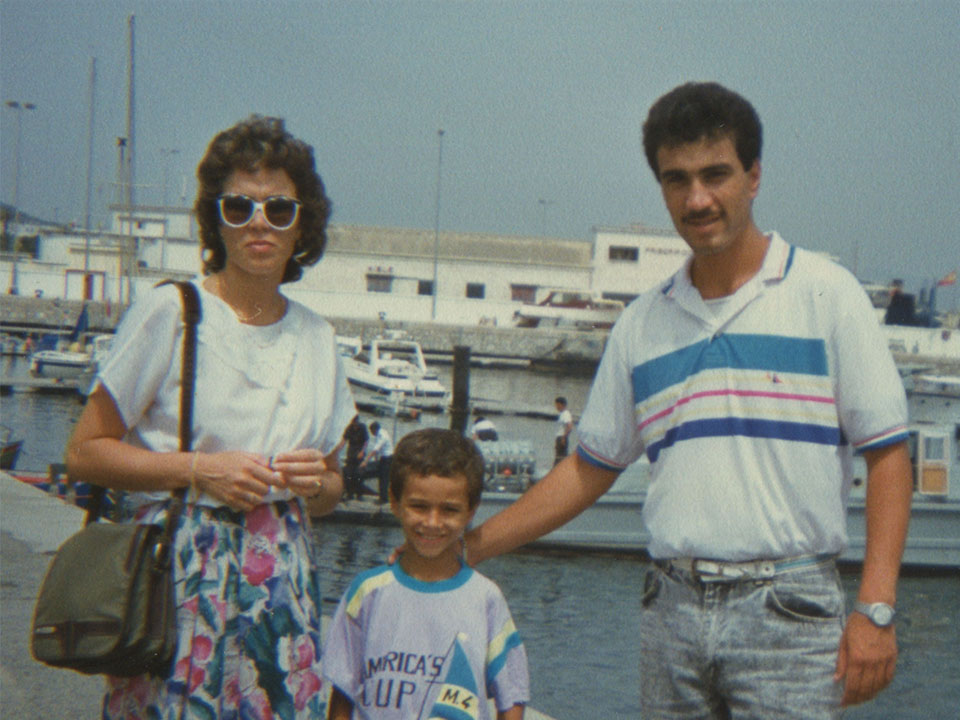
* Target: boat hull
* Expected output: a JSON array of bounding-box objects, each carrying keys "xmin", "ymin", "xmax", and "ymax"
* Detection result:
[{"xmin": 29, "ymin": 351, "xmax": 92, "ymax": 379}]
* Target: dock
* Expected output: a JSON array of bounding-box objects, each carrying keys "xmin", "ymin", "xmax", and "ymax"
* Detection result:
[{"xmin": 0, "ymin": 375, "xmax": 85, "ymax": 394}]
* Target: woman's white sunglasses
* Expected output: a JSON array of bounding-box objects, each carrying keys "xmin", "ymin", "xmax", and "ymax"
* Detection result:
[{"xmin": 217, "ymin": 194, "xmax": 301, "ymax": 230}]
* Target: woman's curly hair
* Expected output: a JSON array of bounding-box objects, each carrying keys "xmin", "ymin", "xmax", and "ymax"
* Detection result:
[{"xmin": 194, "ymin": 115, "xmax": 331, "ymax": 283}]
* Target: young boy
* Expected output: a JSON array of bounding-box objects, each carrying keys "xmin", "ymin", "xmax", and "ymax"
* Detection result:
[{"xmin": 323, "ymin": 428, "xmax": 529, "ymax": 719}]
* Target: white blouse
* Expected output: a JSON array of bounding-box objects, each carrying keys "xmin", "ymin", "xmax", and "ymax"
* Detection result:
[{"xmin": 96, "ymin": 281, "xmax": 356, "ymax": 507}]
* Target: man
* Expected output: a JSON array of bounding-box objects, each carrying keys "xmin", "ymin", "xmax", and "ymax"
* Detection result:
[
  {"xmin": 471, "ymin": 416, "xmax": 499, "ymax": 442},
  {"xmin": 361, "ymin": 421, "xmax": 394, "ymax": 504},
  {"xmin": 467, "ymin": 82, "xmax": 912, "ymax": 718},
  {"xmin": 552, "ymin": 396, "xmax": 574, "ymax": 466},
  {"xmin": 342, "ymin": 415, "xmax": 369, "ymax": 501}
]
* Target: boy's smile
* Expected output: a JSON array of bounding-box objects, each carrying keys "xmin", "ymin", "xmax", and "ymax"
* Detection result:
[{"xmin": 391, "ymin": 473, "xmax": 477, "ymax": 581}]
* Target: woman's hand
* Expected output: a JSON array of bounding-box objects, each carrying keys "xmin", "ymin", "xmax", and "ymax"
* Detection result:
[
  {"xmin": 193, "ymin": 451, "xmax": 284, "ymax": 512},
  {"xmin": 274, "ymin": 448, "xmax": 344, "ymax": 516},
  {"xmin": 273, "ymin": 449, "xmax": 329, "ymax": 497}
]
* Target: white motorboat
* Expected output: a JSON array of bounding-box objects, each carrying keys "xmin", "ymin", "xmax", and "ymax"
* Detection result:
[
  {"xmin": 513, "ymin": 288, "xmax": 624, "ymax": 330},
  {"xmin": 337, "ymin": 331, "xmax": 447, "ymax": 408},
  {"xmin": 29, "ymin": 333, "xmax": 112, "ymax": 382}
]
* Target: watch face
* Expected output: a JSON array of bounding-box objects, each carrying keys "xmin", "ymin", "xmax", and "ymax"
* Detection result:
[{"xmin": 873, "ymin": 604, "xmax": 895, "ymax": 626}]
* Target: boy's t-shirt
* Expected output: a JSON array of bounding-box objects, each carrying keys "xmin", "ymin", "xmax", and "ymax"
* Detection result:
[{"xmin": 323, "ymin": 562, "xmax": 530, "ymax": 719}]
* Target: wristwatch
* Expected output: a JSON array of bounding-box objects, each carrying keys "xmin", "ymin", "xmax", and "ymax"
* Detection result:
[{"xmin": 854, "ymin": 601, "xmax": 896, "ymax": 627}]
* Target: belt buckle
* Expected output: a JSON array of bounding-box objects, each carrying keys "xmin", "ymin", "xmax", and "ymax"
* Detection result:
[
  {"xmin": 691, "ymin": 559, "xmax": 729, "ymax": 581},
  {"xmin": 692, "ymin": 559, "xmax": 775, "ymax": 582}
]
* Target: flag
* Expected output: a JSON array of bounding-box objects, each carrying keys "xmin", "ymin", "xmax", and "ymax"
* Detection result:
[
  {"xmin": 67, "ymin": 303, "xmax": 89, "ymax": 342},
  {"xmin": 426, "ymin": 639, "xmax": 481, "ymax": 720},
  {"xmin": 937, "ymin": 270, "xmax": 956, "ymax": 287}
]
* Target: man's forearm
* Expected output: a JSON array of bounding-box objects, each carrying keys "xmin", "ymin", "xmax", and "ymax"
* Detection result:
[
  {"xmin": 468, "ymin": 453, "xmax": 619, "ymax": 565},
  {"xmin": 859, "ymin": 441, "xmax": 912, "ymax": 602}
]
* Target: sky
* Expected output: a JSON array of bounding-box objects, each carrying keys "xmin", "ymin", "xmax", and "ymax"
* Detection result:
[{"xmin": 2, "ymin": 0, "xmax": 958, "ymax": 310}]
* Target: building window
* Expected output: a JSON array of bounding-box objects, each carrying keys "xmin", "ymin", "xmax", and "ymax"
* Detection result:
[
  {"xmin": 418, "ymin": 280, "xmax": 434, "ymax": 296},
  {"xmin": 511, "ymin": 284, "xmax": 537, "ymax": 303},
  {"xmin": 609, "ymin": 246, "xmax": 639, "ymax": 262},
  {"xmin": 366, "ymin": 274, "xmax": 393, "ymax": 293},
  {"xmin": 1, "ymin": 234, "xmax": 40, "ymax": 258},
  {"xmin": 466, "ymin": 283, "xmax": 485, "ymax": 299}
]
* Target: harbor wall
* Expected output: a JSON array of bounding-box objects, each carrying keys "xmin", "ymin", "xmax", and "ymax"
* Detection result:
[
  {"xmin": 6, "ymin": 294, "xmax": 956, "ymax": 372},
  {"xmin": 0, "ymin": 295, "xmax": 609, "ymax": 366}
]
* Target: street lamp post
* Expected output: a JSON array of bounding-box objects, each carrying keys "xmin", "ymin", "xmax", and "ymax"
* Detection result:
[
  {"xmin": 431, "ymin": 129, "xmax": 445, "ymax": 321},
  {"xmin": 4, "ymin": 100, "xmax": 37, "ymax": 295}
]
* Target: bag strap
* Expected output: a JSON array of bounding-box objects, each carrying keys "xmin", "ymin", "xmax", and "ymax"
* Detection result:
[
  {"xmin": 85, "ymin": 280, "xmax": 201, "ymax": 528},
  {"xmin": 157, "ymin": 280, "xmax": 201, "ymax": 543}
]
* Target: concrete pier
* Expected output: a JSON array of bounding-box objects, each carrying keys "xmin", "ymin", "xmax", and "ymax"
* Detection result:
[
  {"xmin": 1, "ymin": 471, "xmax": 106, "ymax": 717},
  {"xmin": 1, "ymin": 294, "xmax": 608, "ymax": 368}
]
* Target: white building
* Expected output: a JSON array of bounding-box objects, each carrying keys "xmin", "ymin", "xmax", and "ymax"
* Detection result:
[{"xmin": 1, "ymin": 203, "xmax": 690, "ymax": 324}]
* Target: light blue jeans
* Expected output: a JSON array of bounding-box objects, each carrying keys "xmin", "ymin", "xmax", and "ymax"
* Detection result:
[{"xmin": 638, "ymin": 560, "xmax": 845, "ymax": 719}]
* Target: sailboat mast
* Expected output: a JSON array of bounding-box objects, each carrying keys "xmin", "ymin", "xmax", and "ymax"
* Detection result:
[
  {"xmin": 83, "ymin": 56, "xmax": 96, "ymax": 298},
  {"xmin": 123, "ymin": 14, "xmax": 136, "ymax": 304}
]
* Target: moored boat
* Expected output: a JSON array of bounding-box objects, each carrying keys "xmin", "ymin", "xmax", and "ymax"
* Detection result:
[
  {"xmin": 28, "ymin": 333, "xmax": 112, "ymax": 383},
  {"xmin": 1, "ymin": 425, "xmax": 24, "ymax": 470},
  {"xmin": 513, "ymin": 288, "xmax": 624, "ymax": 330},
  {"xmin": 337, "ymin": 331, "xmax": 447, "ymax": 410}
]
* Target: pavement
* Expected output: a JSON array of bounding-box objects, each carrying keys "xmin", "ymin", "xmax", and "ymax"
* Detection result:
[
  {"xmin": 1, "ymin": 471, "xmax": 106, "ymax": 718},
  {"xmin": 1, "ymin": 473, "xmax": 555, "ymax": 720}
]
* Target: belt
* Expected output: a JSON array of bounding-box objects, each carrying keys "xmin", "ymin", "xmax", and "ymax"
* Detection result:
[{"xmin": 660, "ymin": 553, "xmax": 836, "ymax": 582}]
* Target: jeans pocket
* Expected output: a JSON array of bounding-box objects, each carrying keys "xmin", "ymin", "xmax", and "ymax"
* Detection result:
[
  {"xmin": 765, "ymin": 576, "xmax": 843, "ymax": 623},
  {"xmin": 641, "ymin": 566, "xmax": 663, "ymax": 608}
]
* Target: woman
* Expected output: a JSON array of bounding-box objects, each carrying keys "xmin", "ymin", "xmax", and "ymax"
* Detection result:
[{"xmin": 66, "ymin": 116, "xmax": 355, "ymax": 719}]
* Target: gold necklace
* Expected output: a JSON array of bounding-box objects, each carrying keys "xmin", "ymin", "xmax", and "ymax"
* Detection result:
[{"xmin": 216, "ymin": 274, "xmax": 269, "ymax": 324}]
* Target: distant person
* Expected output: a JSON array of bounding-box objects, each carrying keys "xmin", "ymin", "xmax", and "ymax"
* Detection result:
[
  {"xmin": 66, "ymin": 115, "xmax": 356, "ymax": 718},
  {"xmin": 471, "ymin": 415, "xmax": 499, "ymax": 441},
  {"xmin": 324, "ymin": 428, "xmax": 529, "ymax": 720},
  {"xmin": 342, "ymin": 415, "xmax": 369, "ymax": 501},
  {"xmin": 361, "ymin": 420, "xmax": 394, "ymax": 503},
  {"xmin": 464, "ymin": 82, "xmax": 911, "ymax": 717},
  {"xmin": 553, "ymin": 396, "xmax": 573, "ymax": 465},
  {"xmin": 884, "ymin": 279, "xmax": 916, "ymax": 326}
]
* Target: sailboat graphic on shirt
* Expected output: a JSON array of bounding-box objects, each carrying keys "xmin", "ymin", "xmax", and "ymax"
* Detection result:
[{"xmin": 421, "ymin": 635, "xmax": 481, "ymax": 720}]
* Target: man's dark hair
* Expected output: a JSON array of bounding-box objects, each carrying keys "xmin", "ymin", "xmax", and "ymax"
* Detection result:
[
  {"xmin": 194, "ymin": 115, "xmax": 332, "ymax": 283},
  {"xmin": 642, "ymin": 82, "xmax": 763, "ymax": 179},
  {"xmin": 389, "ymin": 429, "xmax": 485, "ymax": 508}
]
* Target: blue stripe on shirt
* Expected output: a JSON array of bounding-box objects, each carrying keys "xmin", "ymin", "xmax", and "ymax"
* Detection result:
[
  {"xmin": 632, "ymin": 334, "xmax": 828, "ymax": 404},
  {"xmin": 646, "ymin": 417, "xmax": 842, "ymax": 462}
]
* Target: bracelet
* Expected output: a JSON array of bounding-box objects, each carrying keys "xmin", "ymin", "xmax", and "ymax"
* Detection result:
[{"xmin": 189, "ymin": 451, "xmax": 200, "ymax": 502}]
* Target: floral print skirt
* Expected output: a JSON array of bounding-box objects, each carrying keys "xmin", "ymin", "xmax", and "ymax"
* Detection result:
[{"xmin": 102, "ymin": 499, "xmax": 325, "ymax": 720}]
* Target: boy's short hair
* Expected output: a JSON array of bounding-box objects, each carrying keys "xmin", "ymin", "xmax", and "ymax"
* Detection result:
[
  {"xmin": 555, "ymin": 396, "xmax": 567, "ymax": 406},
  {"xmin": 642, "ymin": 81, "xmax": 763, "ymax": 179},
  {"xmin": 389, "ymin": 429, "xmax": 485, "ymax": 508}
]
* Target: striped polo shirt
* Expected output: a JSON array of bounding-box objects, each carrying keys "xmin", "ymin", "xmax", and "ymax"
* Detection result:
[{"xmin": 576, "ymin": 233, "xmax": 908, "ymax": 560}]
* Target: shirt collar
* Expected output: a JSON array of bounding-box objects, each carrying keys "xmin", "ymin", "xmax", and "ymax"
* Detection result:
[{"xmin": 661, "ymin": 231, "xmax": 791, "ymax": 300}]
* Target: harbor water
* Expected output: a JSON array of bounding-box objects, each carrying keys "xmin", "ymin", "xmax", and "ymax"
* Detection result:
[{"xmin": 2, "ymin": 356, "xmax": 958, "ymax": 718}]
